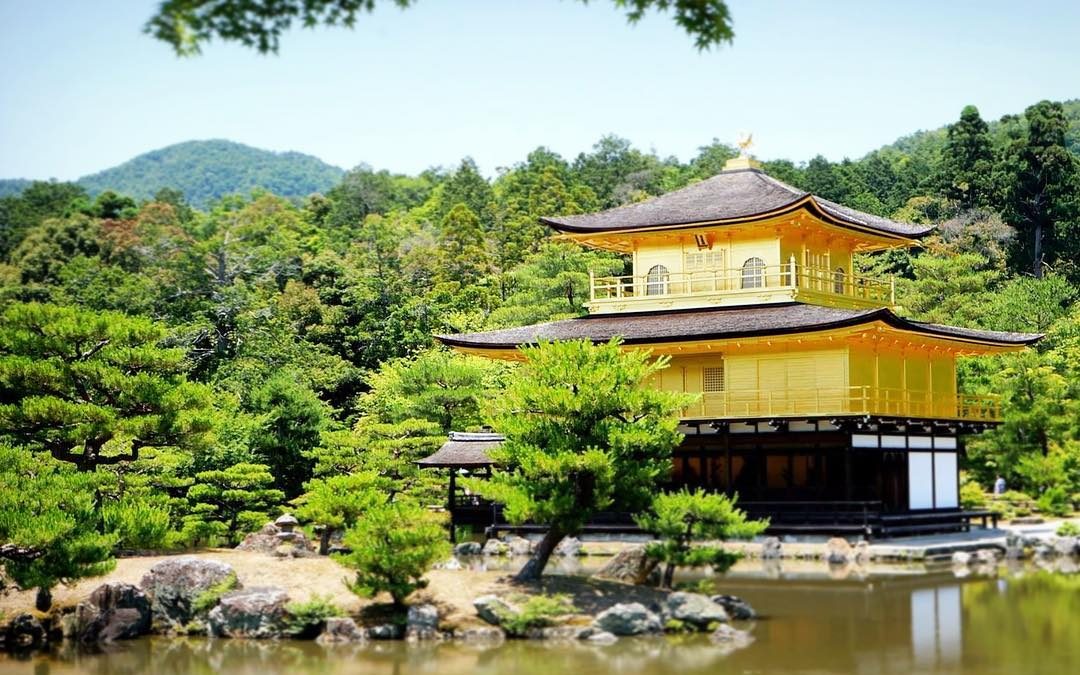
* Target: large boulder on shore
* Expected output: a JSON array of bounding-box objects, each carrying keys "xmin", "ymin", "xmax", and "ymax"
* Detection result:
[
  {"xmin": 4, "ymin": 613, "xmax": 45, "ymax": 650},
  {"xmin": 139, "ymin": 556, "xmax": 238, "ymax": 628},
  {"xmin": 761, "ymin": 537, "xmax": 782, "ymax": 559},
  {"xmin": 554, "ymin": 537, "xmax": 583, "ymax": 557},
  {"xmin": 406, "ymin": 603, "xmax": 441, "ymax": 641},
  {"xmin": 710, "ymin": 595, "xmax": 756, "ymax": 621},
  {"xmin": 72, "ymin": 583, "xmax": 152, "ymax": 643},
  {"xmin": 507, "ymin": 537, "xmax": 532, "ymax": 557},
  {"xmin": 474, "ymin": 595, "xmax": 517, "ymax": 626},
  {"xmin": 593, "ymin": 545, "xmax": 659, "ymax": 585},
  {"xmin": 317, "ymin": 617, "xmax": 367, "ymax": 644},
  {"xmin": 662, "ymin": 592, "xmax": 728, "ymax": 628},
  {"xmin": 454, "ymin": 541, "xmax": 482, "ymax": 556},
  {"xmin": 482, "ymin": 539, "xmax": 508, "ymax": 556},
  {"xmin": 207, "ymin": 587, "xmax": 290, "ymax": 639},
  {"xmin": 592, "ymin": 602, "xmax": 662, "ymax": 636}
]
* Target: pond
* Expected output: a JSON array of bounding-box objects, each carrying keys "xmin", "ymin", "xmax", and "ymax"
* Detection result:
[{"xmin": 2, "ymin": 567, "xmax": 1078, "ymax": 675}]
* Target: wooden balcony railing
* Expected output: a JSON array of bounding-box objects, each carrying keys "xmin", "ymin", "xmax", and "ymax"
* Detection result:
[
  {"xmin": 682, "ymin": 386, "xmax": 1001, "ymax": 422},
  {"xmin": 589, "ymin": 262, "xmax": 895, "ymax": 307}
]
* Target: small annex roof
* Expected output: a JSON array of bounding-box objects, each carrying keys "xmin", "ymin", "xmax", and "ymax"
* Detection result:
[
  {"xmin": 416, "ymin": 431, "xmax": 501, "ymax": 468},
  {"xmin": 540, "ymin": 168, "xmax": 934, "ymax": 239},
  {"xmin": 436, "ymin": 303, "xmax": 1041, "ymax": 351}
]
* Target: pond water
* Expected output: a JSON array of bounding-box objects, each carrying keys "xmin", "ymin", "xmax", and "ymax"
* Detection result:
[{"xmin": 2, "ymin": 567, "xmax": 1078, "ymax": 675}]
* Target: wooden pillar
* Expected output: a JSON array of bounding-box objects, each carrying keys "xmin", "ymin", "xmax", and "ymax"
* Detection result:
[{"xmin": 448, "ymin": 469, "xmax": 457, "ymax": 543}]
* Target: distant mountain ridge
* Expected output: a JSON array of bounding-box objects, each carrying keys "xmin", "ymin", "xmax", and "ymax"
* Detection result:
[{"xmin": 75, "ymin": 140, "xmax": 345, "ymax": 207}]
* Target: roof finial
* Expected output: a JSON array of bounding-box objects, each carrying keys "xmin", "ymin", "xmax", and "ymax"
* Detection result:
[
  {"xmin": 736, "ymin": 131, "xmax": 754, "ymax": 158},
  {"xmin": 724, "ymin": 131, "xmax": 761, "ymax": 171}
]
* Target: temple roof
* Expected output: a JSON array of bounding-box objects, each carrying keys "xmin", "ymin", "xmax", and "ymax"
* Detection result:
[
  {"xmin": 437, "ymin": 303, "xmax": 1041, "ymax": 350},
  {"xmin": 540, "ymin": 168, "xmax": 934, "ymax": 239},
  {"xmin": 416, "ymin": 431, "xmax": 501, "ymax": 468}
]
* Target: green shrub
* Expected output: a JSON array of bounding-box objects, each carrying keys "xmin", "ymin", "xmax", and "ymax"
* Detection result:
[
  {"xmin": 336, "ymin": 501, "xmax": 449, "ymax": 607},
  {"xmin": 959, "ymin": 477, "xmax": 988, "ymax": 510},
  {"xmin": 191, "ymin": 572, "xmax": 239, "ymax": 614},
  {"xmin": 1056, "ymin": 521, "xmax": 1080, "ymax": 537},
  {"xmin": 101, "ymin": 496, "xmax": 172, "ymax": 550},
  {"xmin": 1038, "ymin": 487, "xmax": 1071, "ymax": 517},
  {"xmin": 286, "ymin": 594, "xmax": 345, "ymax": 638},
  {"xmin": 501, "ymin": 594, "xmax": 576, "ymax": 637}
]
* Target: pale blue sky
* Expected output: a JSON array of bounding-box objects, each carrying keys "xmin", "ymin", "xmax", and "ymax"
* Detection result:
[{"xmin": 1, "ymin": 0, "xmax": 1078, "ymax": 181}]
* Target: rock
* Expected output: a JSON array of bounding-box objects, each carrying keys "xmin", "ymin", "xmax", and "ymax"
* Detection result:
[
  {"xmin": 1053, "ymin": 536, "xmax": 1078, "ymax": 557},
  {"xmin": 585, "ymin": 629, "xmax": 618, "ymax": 645},
  {"xmin": 406, "ymin": 604, "xmax": 440, "ymax": 641},
  {"xmin": 710, "ymin": 595, "xmax": 756, "ymax": 621},
  {"xmin": 973, "ymin": 548, "xmax": 1001, "ymax": 565},
  {"xmin": 454, "ymin": 541, "xmax": 483, "ymax": 556},
  {"xmin": 710, "ymin": 623, "xmax": 755, "ymax": 648},
  {"xmin": 662, "ymin": 592, "xmax": 728, "ymax": 628},
  {"xmin": 854, "ymin": 541, "xmax": 871, "ymax": 564},
  {"xmin": 593, "ymin": 545, "xmax": 659, "ymax": 585},
  {"xmin": 524, "ymin": 625, "xmax": 586, "ymax": 641},
  {"xmin": 761, "ymin": 537, "xmax": 782, "ymax": 560},
  {"xmin": 439, "ymin": 557, "xmax": 464, "ymax": 570},
  {"xmin": 139, "ymin": 556, "xmax": 238, "ymax": 628},
  {"xmin": 454, "ymin": 625, "xmax": 506, "ymax": 643},
  {"xmin": 592, "ymin": 602, "xmax": 662, "ymax": 636},
  {"xmin": 73, "ymin": 583, "xmax": 152, "ymax": 643},
  {"xmin": 4, "ymin": 613, "xmax": 45, "ymax": 650},
  {"xmin": 507, "ymin": 536, "xmax": 532, "ymax": 557},
  {"xmin": 317, "ymin": 617, "xmax": 367, "ymax": 644},
  {"xmin": 473, "ymin": 595, "xmax": 516, "ymax": 626},
  {"xmin": 1035, "ymin": 544, "xmax": 1055, "ymax": 559},
  {"xmin": 482, "ymin": 539, "xmax": 508, "ymax": 556},
  {"xmin": 951, "ymin": 551, "xmax": 972, "ymax": 566},
  {"xmin": 207, "ymin": 587, "xmax": 290, "ymax": 639},
  {"xmin": 367, "ymin": 623, "xmax": 405, "ymax": 640},
  {"xmin": 554, "ymin": 537, "xmax": 583, "ymax": 557},
  {"xmin": 826, "ymin": 538, "xmax": 853, "ymax": 565},
  {"xmin": 1011, "ymin": 516, "xmax": 1044, "ymax": 525}
]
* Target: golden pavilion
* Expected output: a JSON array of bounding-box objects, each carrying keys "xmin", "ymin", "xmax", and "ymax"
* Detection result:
[{"xmin": 422, "ymin": 148, "xmax": 1041, "ymax": 537}]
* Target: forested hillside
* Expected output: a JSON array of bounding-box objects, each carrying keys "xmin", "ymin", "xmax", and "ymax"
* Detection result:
[
  {"xmin": 1, "ymin": 99, "xmax": 1079, "ymax": 577},
  {"xmin": 75, "ymin": 139, "xmax": 345, "ymax": 206}
]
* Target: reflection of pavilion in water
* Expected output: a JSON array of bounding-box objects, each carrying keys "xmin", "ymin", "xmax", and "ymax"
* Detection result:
[{"xmin": 718, "ymin": 572, "xmax": 967, "ymax": 674}]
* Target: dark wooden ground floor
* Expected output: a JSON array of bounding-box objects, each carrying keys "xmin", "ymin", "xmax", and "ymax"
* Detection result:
[{"xmin": 432, "ymin": 417, "xmax": 998, "ymax": 539}]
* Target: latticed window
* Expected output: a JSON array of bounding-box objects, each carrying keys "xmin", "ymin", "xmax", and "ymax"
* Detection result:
[
  {"xmin": 645, "ymin": 264, "xmax": 669, "ymax": 296},
  {"xmin": 833, "ymin": 267, "xmax": 846, "ymax": 294},
  {"xmin": 703, "ymin": 365, "xmax": 725, "ymax": 392},
  {"xmin": 741, "ymin": 257, "xmax": 765, "ymax": 289},
  {"xmin": 685, "ymin": 250, "xmax": 724, "ymax": 271}
]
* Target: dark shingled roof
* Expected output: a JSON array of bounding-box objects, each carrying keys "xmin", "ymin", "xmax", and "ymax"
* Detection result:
[
  {"xmin": 416, "ymin": 432, "xmax": 501, "ymax": 468},
  {"xmin": 540, "ymin": 169, "xmax": 934, "ymax": 239},
  {"xmin": 437, "ymin": 304, "xmax": 1041, "ymax": 350}
]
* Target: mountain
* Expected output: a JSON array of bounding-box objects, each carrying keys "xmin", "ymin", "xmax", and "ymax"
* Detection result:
[
  {"xmin": 0, "ymin": 179, "xmax": 32, "ymax": 198},
  {"xmin": 75, "ymin": 140, "xmax": 345, "ymax": 207}
]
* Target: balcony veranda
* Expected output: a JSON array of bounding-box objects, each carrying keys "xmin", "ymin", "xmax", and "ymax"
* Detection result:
[
  {"xmin": 680, "ymin": 386, "xmax": 1001, "ymax": 423},
  {"xmin": 588, "ymin": 262, "xmax": 895, "ymax": 312}
]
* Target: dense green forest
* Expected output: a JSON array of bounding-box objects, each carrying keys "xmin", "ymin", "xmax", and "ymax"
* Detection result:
[{"xmin": 1, "ymin": 99, "xmax": 1079, "ymax": 599}]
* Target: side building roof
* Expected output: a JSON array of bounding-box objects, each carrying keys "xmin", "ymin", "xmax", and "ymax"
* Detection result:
[
  {"xmin": 416, "ymin": 431, "xmax": 501, "ymax": 468},
  {"xmin": 540, "ymin": 168, "xmax": 934, "ymax": 239},
  {"xmin": 437, "ymin": 304, "xmax": 1041, "ymax": 351}
]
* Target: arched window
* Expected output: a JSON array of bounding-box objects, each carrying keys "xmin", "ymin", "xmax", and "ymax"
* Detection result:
[
  {"xmin": 833, "ymin": 267, "xmax": 846, "ymax": 295},
  {"xmin": 645, "ymin": 264, "xmax": 669, "ymax": 296},
  {"xmin": 741, "ymin": 257, "xmax": 765, "ymax": 289}
]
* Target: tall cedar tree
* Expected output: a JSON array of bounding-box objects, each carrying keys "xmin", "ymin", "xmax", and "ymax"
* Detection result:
[
  {"xmin": 939, "ymin": 105, "xmax": 995, "ymax": 209},
  {"xmin": 474, "ymin": 339, "xmax": 694, "ymax": 581},
  {"xmin": 1000, "ymin": 101, "xmax": 1080, "ymax": 278},
  {"xmin": 0, "ymin": 302, "xmax": 215, "ymax": 471},
  {"xmin": 435, "ymin": 203, "xmax": 493, "ymax": 286}
]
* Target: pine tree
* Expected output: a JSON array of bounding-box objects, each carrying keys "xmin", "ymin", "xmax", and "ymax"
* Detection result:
[
  {"xmin": 0, "ymin": 445, "xmax": 117, "ymax": 610},
  {"xmin": 0, "ymin": 302, "xmax": 216, "ymax": 471},
  {"xmin": 184, "ymin": 463, "xmax": 284, "ymax": 546},
  {"xmin": 472, "ymin": 339, "xmax": 694, "ymax": 581}
]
